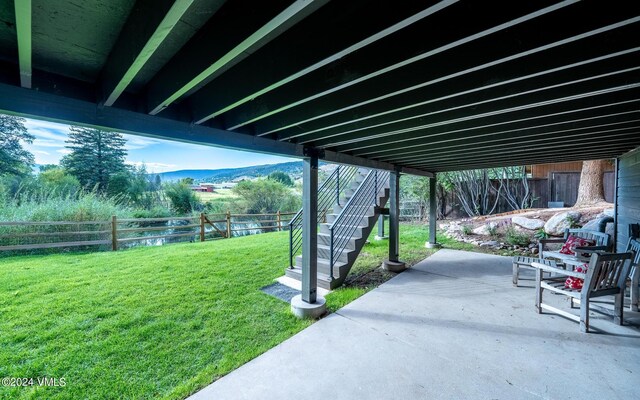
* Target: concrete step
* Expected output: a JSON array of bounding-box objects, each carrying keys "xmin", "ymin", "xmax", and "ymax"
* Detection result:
[
  {"xmin": 285, "ymin": 266, "xmax": 348, "ymax": 290},
  {"xmin": 320, "ymin": 222, "xmax": 367, "ymax": 235},
  {"xmin": 317, "ymin": 232, "xmax": 362, "ymax": 249},
  {"xmin": 293, "ymin": 256, "xmax": 348, "ymax": 277},
  {"xmin": 326, "ymin": 211, "xmax": 375, "ymax": 224}
]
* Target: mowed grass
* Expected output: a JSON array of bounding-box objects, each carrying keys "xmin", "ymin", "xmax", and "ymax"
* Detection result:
[
  {"xmin": 0, "ymin": 223, "xmax": 450, "ymax": 399},
  {"xmin": 194, "ymin": 189, "xmax": 237, "ymax": 202},
  {"xmin": 0, "ymin": 231, "xmax": 310, "ymax": 400}
]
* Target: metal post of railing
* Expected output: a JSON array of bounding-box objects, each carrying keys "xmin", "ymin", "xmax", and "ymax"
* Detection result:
[
  {"xmin": 289, "ymin": 223, "xmax": 294, "ymax": 268},
  {"xmin": 336, "ymin": 166, "xmax": 340, "ymax": 206},
  {"xmin": 374, "ymin": 170, "xmax": 378, "ymax": 206},
  {"xmin": 329, "ymin": 226, "xmax": 335, "ymax": 281}
]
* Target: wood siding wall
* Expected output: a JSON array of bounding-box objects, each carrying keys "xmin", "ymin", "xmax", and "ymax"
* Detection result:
[
  {"xmin": 531, "ymin": 161, "xmax": 614, "ymax": 179},
  {"xmin": 616, "ymin": 147, "xmax": 640, "ymax": 252}
]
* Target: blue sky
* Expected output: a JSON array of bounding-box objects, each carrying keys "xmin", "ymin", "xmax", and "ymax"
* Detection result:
[{"xmin": 21, "ymin": 118, "xmax": 297, "ymax": 173}]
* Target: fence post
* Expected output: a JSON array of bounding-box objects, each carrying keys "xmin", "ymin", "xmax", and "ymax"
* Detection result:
[
  {"xmin": 111, "ymin": 215, "xmax": 118, "ymax": 251},
  {"xmin": 226, "ymin": 211, "xmax": 232, "ymax": 238},
  {"xmin": 200, "ymin": 213, "xmax": 205, "ymax": 242},
  {"xmin": 277, "ymin": 210, "xmax": 282, "ymax": 231}
]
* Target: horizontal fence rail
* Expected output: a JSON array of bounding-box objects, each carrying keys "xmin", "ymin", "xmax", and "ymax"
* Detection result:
[{"xmin": 0, "ymin": 211, "xmax": 297, "ymax": 255}]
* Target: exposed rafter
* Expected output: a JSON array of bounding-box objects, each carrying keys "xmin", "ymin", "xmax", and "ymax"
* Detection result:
[
  {"xmin": 289, "ymin": 47, "xmax": 640, "ymax": 143},
  {"xmin": 189, "ymin": 0, "xmax": 458, "ymax": 124},
  {"xmin": 100, "ymin": 0, "xmax": 197, "ymax": 107},
  {"xmin": 146, "ymin": 0, "xmax": 329, "ymax": 115},
  {"xmin": 222, "ymin": 0, "xmax": 580, "ymax": 131},
  {"xmin": 13, "ymin": 0, "xmax": 31, "ymax": 88},
  {"xmin": 272, "ymin": 18, "xmax": 640, "ymax": 142},
  {"xmin": 339, "ymin": 88, "xmax": 640, "ymax": 155}
]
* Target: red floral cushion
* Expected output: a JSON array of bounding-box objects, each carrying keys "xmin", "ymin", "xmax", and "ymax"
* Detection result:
[
  {"xmin": 565, "ymin": 263, "xmax": 588, "ymax": 290},
  {"xmin": 559, "ymin": 235, "xmax": 596, "ymax": 255}
]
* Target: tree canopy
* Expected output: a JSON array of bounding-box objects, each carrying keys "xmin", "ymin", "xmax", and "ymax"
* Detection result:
[
  {"xmin": 61, "ymin": 126, "xmax": 127, "ymax": 190},
  {"xmin": 0, "ymin": 114, "xmax": 34, "ymax": 176},
  {"xmin": 267, "ymin": 171, "xmax": 294, "ymax": 187}
]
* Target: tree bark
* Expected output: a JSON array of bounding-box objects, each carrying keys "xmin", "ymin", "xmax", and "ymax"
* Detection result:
[{"xmin": 574, "ymin": 160, "xmax": 607, "ymax": 206}]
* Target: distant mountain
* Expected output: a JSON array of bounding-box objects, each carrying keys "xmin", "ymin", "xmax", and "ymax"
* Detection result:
[{"xmin": 156, "ymin": 161, "xmax": 307, "ymax": 183}]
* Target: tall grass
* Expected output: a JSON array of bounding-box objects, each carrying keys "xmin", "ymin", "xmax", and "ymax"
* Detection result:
[{"xmin": 0, "ymin": 190, "xmax": 132, "ymax": 222}]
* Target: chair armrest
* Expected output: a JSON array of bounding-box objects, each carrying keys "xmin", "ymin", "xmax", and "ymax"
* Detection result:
[
  {"xmin": 531, "ymin": 262, "xmax": 586, "ymax": 279},
  {"xmin": 539, "ymin": 238, "xmax": 566, "ymax": 245},
  {"xmin": 574, "ymin": 245, "xmax": 608, "ymax": 254}
]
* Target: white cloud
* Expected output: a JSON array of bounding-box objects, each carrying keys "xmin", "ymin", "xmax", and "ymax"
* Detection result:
[
  {"xmin": 56, "ymin": 149, "xmax": 72, "ymax": 155},
  {"xmin": 126, "ymin": 161, "xmax": 177, "ymax": 173},
  {"xmin": 33, "ymin": 150, "xmax": 50, "ymax": 155}
]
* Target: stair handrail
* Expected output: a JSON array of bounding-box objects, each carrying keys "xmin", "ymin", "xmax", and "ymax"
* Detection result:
[
  {"xmin": 328, "ymin": 170, "xmax": 390, "ymax": 280},
  {"xmin": 288, "ymin": 165, "xmax": 358, "ymax": 268}
]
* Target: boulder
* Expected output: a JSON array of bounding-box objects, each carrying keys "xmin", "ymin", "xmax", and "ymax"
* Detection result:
[
  {"xmin": 544, "ymin": 211, "xmax": 581, "ymax": 236},
  {"xmin": 473, "ymin": 222, "xmax": 496, "ymax": 235},
  {"xmin": 479, "ymin": 240, "xmax": 499, "ymax": 248},
  {"xmin": 511, "ymin": 216, "xmax": 544, "ymax": 230}
]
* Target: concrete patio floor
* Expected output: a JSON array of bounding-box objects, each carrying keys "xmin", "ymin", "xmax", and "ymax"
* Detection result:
[{"xmin": 189, "ymin": 250, "xmax": 640, "ymax": 400}]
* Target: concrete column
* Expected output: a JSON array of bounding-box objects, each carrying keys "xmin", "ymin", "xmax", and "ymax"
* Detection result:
[
  {"xmin": 291, "ymin": 153, "xmax": 326, "ymax": 319},
  {"xmin": 426, "ymin": 175, "xmax": 441, "ymax": 249},
  {"xmin": 383, "ymin": 170, "xmax": 406, "ymax": 272}
]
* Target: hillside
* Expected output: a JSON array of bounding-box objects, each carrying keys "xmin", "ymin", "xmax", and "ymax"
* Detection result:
[{"xmin": 156, "ymin": 161, "xmax": 306, "ymax": 183}]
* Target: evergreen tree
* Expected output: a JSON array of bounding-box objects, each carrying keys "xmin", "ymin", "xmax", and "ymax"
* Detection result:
[
  {"xmin": 61, "ymin": 126, "xmax": 127, "ymax": 190},
  {"xmin": 0, "ymin": 114, "xmax": 34, "ymax": 176}
]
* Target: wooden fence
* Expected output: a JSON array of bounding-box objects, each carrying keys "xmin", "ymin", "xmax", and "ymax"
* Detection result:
[{"xmin": 0, "ymin": 211, "xmax": 297, "ymax": 253}]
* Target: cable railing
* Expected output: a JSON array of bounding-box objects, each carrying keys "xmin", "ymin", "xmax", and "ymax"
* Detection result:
[
  {"xmin": 328, "ymin": 170, "xmax": 390, "ymax": 280},
  {"xmin": 288, "ymin": 165, "xmax": 358, "ymax": 267}
]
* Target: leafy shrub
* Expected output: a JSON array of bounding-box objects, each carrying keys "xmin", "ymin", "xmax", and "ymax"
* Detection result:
[
  {"xmin": 232, "ymin": 179, "xmax": 300, "ymax": 214},
  {"xmin": 461, "ymin": 225, "xmax": 473, "ymax": 235},
  {"xmin": 487, "ymin": 224, "xmax": 499, "ymax": 238},
  {"xmin": 132, "ymin": 206, "xmax": 172, "ymax": 219},
  {"xmin": 164, "ymin": 182, "xmax": 202, "ymax": 215},
  {"xmin": 534, "ymin": 228, "xmax": 549, "ymax": 240},
  {"xmin": 565, "ymin": 214, "xmax": 581, "ymax": 229},
  {"xmin": 505, "ymin": 226, "xmax": 531, "ymax": 247}
]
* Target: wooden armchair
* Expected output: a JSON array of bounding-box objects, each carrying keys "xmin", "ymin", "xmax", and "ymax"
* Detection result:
[
  {"xmin": 625, "ymin": 238, "xmax": 640, "ymax": 311},
  {"xmin": 532, "ymin": 251, "xmax": 633, "ymax": 333},
  {"xmin": 538, "ymin": 228, "xmax": 611, "ymax": 264}
]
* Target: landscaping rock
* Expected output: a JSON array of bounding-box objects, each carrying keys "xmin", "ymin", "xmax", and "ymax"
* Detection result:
[
  {"xmin": 479, "ymin": 240, "xmax": 499, "ymax": 248},
  {"xmin": 544, "ymin": 211, "xmax": 582, "ymax": 236},
  {"xmin": 473, "ymin": 222, "xmax": 496, "ymax": 235},
  {"xmin": 511, "ymin": 216, "xmax": 544, "ymax": 230}
]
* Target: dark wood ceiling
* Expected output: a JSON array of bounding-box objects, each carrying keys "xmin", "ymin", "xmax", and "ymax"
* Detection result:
[{"xmin": 0, "ymin": 0, "xmax": 638, "ymax": 174}]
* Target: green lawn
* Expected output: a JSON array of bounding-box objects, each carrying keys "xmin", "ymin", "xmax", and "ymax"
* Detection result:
[{"xmin": 0, "ymin": 223, "xmax": 458, "ymax": 399}]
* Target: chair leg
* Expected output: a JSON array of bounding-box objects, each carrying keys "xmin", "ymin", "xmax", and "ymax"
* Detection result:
[
  {"xmin": 535, "ymin": 268, "xmax": 543, "ymax": 314},
  {"xmin": 570, "ymin": 298, "xmax": 575, "ymax": 309},
  {"xmin": 512, "ymin": 263, "xmax": 519, "ymax": 287},
  {"xmin": 580, "ymin": 296, "xmax": 589, "ymax": 333},
  {"xmin": 631, "ymin": 275, "xmax": 639, "ymax": 312},
  {"xmin": 614, "ymin": 293, "xmax": 624, "ymax": 326}
]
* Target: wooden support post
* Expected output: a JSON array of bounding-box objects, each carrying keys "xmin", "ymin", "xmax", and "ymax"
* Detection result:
[
  {"xmin": 302, "ymin": 154, "xmax": 318, "ymax": 304},
  {"xmin": 226, "ymin": 211, "xmax": 232, "ymax": 238},
  {"xmin": 277, "ymin": 210, "xmax": 282, "ymax": 232},
  {"xmin": 200, "ymin": 213, "xmax": 205, "ymax": 242},
  {"xmin": 111, "ymin": 215, "xmax": 118, "ymax": 251}
]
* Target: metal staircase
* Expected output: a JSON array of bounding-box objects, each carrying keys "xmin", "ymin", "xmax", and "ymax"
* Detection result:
[{"xmin": 286, "ymin": 166, "xmax": 390, "ymax": 290}]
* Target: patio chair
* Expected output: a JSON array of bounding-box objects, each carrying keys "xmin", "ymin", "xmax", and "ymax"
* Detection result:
[
  {"xmin": 532, "ymin": 251, "xmax": 633, "ymax": 333},
  {"xmin": 512, "ymin": 256, "xmax": 558, "ymax": 287},
  {"xmin": 538, "ymin": 228, "xmax": 611, "ymax": 264},
  {"xmin": 625, "ymin": 238, "xmax": 640, "ymax": 311}
]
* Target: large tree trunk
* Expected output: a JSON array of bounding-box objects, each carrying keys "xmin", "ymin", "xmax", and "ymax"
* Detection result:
[{"xmin": 574, "ymin": 159, "xmax": 606, "ymax": 207}]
